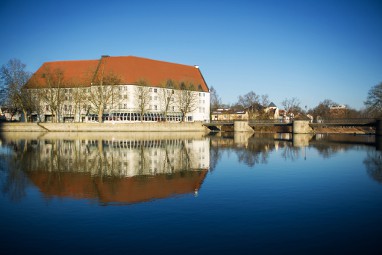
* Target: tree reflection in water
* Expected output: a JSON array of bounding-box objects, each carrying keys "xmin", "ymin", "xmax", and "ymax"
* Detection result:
[
  {"xmin": 210, "ymin": 133, "xmax": 380, "ymax": 186},
  {"xmin": 363, "ymin": 149, "xmax": 382, "ymax": 183},
  {"xmin": 0, "ymin": 142, "xmax": 30, "ymax": 202},
  {"xmin": 1, "ymin": 132, "xmax": 381, "ymax": 203},
  {"xmin": 0, "ymin": 133, "xmax": 210, "ymax": 205}
]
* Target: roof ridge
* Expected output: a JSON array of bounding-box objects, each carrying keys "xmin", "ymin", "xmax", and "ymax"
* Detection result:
[{"xmin": 109, "ymin": 55, "xmax": 196, "ymax": 68}]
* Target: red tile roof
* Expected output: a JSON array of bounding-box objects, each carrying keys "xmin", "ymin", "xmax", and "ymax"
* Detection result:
[
  {"xmin": 27, "ymin": 170, "xmax": 208, "ymax": 204},
  {"xmin": 26, "ymin": 56, "xmax": 209, "ymax": 92},
  {"xmin": 26, "ymin": 60, "xmax": 99, "ymax": 88}
]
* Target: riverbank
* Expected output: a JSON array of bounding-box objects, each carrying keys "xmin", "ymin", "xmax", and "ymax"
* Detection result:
[{"xmin": 0, "ymin": 122, "xmax": 209, "ymax": 133}]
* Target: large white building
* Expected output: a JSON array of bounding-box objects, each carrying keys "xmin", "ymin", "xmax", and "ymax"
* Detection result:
[{"xmin": 25, "ymin": 56, "xmax": 210, "ymax": 123}]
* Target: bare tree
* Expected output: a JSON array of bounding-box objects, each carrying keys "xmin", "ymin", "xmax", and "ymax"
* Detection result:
[
  {"xmin": 309, "ymin": 99, "xmax": 337, "ymax": 119},
  {"xmin": 0, "ymin": 59, "xmax": 32, "ymax": 122},
  {"xmin": 39, "ymin": 66, "xmax": 66, "ymax": 123},
  {"xmin": 237, "ymin": 91, "xmax": 268, "ymax": 119},
  {"xmin": 238, "ymin": 91, "xmax": 260, "ymax": 109},
  {"xmin": 210, "ymin": 86, "xmax": 222, "ymax": 111},
  {"xmin": 88, "ymin": 66, "xmax": 121, "ymax": 123},
  {"xmin": 159, "ymin": 79, "xmax": 176, "ymax": 121},
  {"xmin": 71, "ymin": 87, "xmax": 88, "ymax": 122},
  {"xmin": 281, "ymin": 97, "xmax": 302, "ymax": 115},
  {"xmin": 176, "ymin": 82, "xmax": 198, "ymax": 122},
  {"xmin": 134, "ymin": 79, "xmax": 151, "ymax": 121},
  {"xmin": 261, "ymin": 94, "xmax": 270, "ymax": 108},
  {"xmin": 364, "ymin": 82, "xmax": 382, "ymax": 117},
  {"xmin": 30, "ymin": 89, "xmax": 44, "ymax": 122}
]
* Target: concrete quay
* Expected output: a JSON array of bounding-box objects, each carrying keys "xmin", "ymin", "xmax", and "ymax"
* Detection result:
[{"xmin": 0, "ymin": 122, "xmax": 209, "ymax": 133}]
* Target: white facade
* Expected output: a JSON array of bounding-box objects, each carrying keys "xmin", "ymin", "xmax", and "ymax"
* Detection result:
[
  {"xmin": 25, "ymin": 137, "xmax": 210, "ymax": 177},
  {"xmin": 32, "ymin": 84, "xmax": 210, "ymax": 123}
]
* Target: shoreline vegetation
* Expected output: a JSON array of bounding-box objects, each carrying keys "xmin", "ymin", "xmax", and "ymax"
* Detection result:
[{"xmin": 0, "ymin": 122, "xmax": 375, "ymax": 135}]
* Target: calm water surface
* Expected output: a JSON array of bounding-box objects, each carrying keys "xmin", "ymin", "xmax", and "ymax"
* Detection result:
[{"xmin": 0, "ymin": 132, "xmax": 381, "ymax": 254}]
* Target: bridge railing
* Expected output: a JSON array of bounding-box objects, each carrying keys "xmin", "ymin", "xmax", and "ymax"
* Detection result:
[
  {"xmin": 314, "ymin": 118, "xmax": 375, "ymax": 125},
  {"xmin": 206, "ymin": 118, "xmax": 376, "ymax": 126},
  {"xmin": 249, "ymin": 119, "xmax": 289, "ymax": 125},
  {"xmin": 206, "ymin": 120, "xmax": 234, "ymax": 125}
]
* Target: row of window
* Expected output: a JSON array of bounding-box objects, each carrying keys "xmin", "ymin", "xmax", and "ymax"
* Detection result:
[{"xmin": 87, "ymin": 112, "xmax": 183, "ymax": 122}]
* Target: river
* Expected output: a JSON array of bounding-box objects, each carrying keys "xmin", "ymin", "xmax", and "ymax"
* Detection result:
[{"xmin": 0, "ymin": 132, "xmax": 381, "ymax": 254}]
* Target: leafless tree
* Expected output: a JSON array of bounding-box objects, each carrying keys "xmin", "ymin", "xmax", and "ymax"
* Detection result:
[
  {"xmin": 237, "ymin": 91, "xmax": 265, "ymax": 119},
  {"xmin": 134, "ymin": 79, "xmax": 151, "ymax": 121},
  {"xmin": 38, "ymin": 66, "xmax": 66, "ymax": 123},
  {"xmin": 175, "ymin": 82, "xmax": 199, "ymax": 122},
  {"xmin": 282, "ymin": 97, "xmax": 302, "ymax": 115},
  {"xmin": 159, "ymin": 79, "xmax": 176, "ymax": 121},
  {"xmin": 364, "ymin": 82, "xmax": 382, "ymax": 117},
  {"xmin": 0, "ymin": 59, "xmax": 32, "ymax": 121},
  {"xmin": 88, "ymin": 67, "xmax": 121, "ymax": 123},
  {"xmin": 70, "ymin": 86, "xmax": 88, "ymax": 122},
  {"xmin": 210, "ymin": 86, "xmax": 222, "ymax": 112},
  {"xmin": 27, "ymin": 88, "xmax": 45, "ymax": 122},
  {"xmin": 261, "ymin": 94, "xmax": 270, "ymax": 108},
  {"xmin": 134, "ymin": 80, "xmax": 151, "ymax": 121}
]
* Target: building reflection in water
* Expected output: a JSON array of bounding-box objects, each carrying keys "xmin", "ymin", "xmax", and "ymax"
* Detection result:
[{"xmin": 0, "ymin": 132, "xmax": 210, "ymax": 205}]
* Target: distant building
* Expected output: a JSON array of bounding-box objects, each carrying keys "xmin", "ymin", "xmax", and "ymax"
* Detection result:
[
  {"xmin": 25, "ymin": 56, "xmax": 210, "ymax": 123},
  {"xmin": 264, "ymin": 102, "xmax": 280, "ymax": 120},
  {"xmin": 211, "ymin": 108, "xmax": 248, "ymax": 121},
  {"xmin": 211, "ymin": 102, "xmax": 279, "ymax": 121},
  {"xmin": 329, "ymin": 104, "xmax": 347, "ymax": 118}
]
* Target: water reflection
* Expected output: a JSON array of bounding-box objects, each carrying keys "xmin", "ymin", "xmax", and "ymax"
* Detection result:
[
  {"xmin": 363, "ymin": 150, "xmax": 382, "ymax": 183},
  {"xmin": 210, "ymin": 133, "xmax": 381, "ymax": 183},
  {"xmin": 0, "ymin": 132, "xmax": 210, "ymax": 205},
  {"xmin": 1, "ymin": 132, "xmax": 381, "ymax": 204}
]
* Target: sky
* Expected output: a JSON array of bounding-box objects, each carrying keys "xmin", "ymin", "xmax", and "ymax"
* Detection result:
[{"xmin": 0, "ymin": 0, "xmax": 381, "ymax": 110}]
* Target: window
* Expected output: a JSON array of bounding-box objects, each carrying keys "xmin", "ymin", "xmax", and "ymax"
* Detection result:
[
  {"xmin": 154, "ymin": 105, "xmax": 157, "ymax": 110},
  {"xmin": 154, "ymin": 88, "xmax": 157, "ymax": 93},
  {"xmin": 124, "ymin": 95, "xmax": 127, "ymax": 99},
  {"xmin": 149, "ymin": 88, "xmax": 152, "ymax": 92}
]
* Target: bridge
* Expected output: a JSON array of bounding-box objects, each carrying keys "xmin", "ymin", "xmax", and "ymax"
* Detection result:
[{"xmin": 204, "ymin": 118, "xmax": 378, "ymax": 133}]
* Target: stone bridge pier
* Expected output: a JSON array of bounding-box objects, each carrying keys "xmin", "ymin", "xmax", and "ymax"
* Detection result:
[
  {"xmin": 376, "ymin": 119, "xmax": 382, "ymax": 136},
  {"xmin": 292, "ymin": 120, "xmax": 314, "ymax": 134},
  {"xmin": 234, "ymin": 121, "xmax": 255, "ymax": 133}
]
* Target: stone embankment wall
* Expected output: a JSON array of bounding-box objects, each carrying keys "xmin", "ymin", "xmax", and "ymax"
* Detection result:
[{"xmin": 0, "ymin": 122, "xmax": 209, "ymax": 133}]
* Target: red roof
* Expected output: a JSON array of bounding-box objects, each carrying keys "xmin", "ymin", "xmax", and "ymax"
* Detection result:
[
  {"xmin": 27, "ymin": 170, "xmax": 208, "ymax": 205},
  {"xmin": 26, "ymin": 56, "xmax": 209, "ymax": 92}
]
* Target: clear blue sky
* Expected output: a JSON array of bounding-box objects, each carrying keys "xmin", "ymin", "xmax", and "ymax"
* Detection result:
[{"xmin": 1, "ymin": 0, "xmax": 381, "ymax": 110}]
